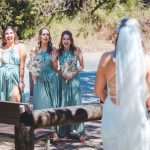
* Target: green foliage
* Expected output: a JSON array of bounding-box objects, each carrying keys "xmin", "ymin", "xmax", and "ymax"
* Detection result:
[
  {"xmin": 0, "ymin": 0, "xmax": 149, "ymax": 41},
  {"xmin": 0, "ymin": 0, "xmax": 40, "ymax": 39}
]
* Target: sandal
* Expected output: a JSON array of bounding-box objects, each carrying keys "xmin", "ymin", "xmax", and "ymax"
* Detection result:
[
  {"xmin": 79, "ymin": 135, "xmax": 86, "ymax": 142},
  {"xmin": 51, "ymin": 132, "xmax": 60, "ymax": 142},
  {"xmin": 64, "ymin": 133, "xmax": 71, "ymax": 139}
]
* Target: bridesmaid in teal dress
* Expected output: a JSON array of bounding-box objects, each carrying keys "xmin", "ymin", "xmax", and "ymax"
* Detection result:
[
  {"xmin": 58, "ymin": 30, "xmax": 85, "ymax": 142},
  {"xmin": 31, "ymin": 28, "xmax": 59, "ymax": 141},
  {"xmin": 0, "ymin": 25, "xmax": 26, "ymax": 102}
]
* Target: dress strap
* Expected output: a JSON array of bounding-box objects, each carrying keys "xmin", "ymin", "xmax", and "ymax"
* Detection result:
[
  {"xmin": 107, "ymin": 72, "xmax": 116, "ymax": 103},
  {"xmin": 108, "ymin": 72, "xmax": 116, "ymax": 82}
]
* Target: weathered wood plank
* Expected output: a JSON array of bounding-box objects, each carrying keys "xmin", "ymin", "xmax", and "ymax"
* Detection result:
[
  {"xmin": 0, "ymin": 101, "xmax": 28, "ymax": 112},
  {"xmin": 0, "ymin": 102, "xmax": 29, "ymax": 125},
  {"xmin": 0, "ymin": 118, "xmax": 20, "ymax": 125},
  {"xmin": 0, "ymin": 124, "xmax": 14, "ymax": 138},
  {"xmin": 0, "ymin": 111, "xmax": 20, "ymax": 117}
]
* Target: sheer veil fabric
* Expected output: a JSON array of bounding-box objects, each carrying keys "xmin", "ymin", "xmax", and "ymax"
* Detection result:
[{"xmin": 115, "ymin": 18, "xmax": 150, "ymax": 150}]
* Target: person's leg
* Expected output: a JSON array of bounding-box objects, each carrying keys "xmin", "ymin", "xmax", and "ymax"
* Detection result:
[
  {"xmin": 29, "ymin": 72, "xmax": 33, "ymax": 98},
  {"xmin": 72, "ymin": 123, "xmax": 85, "ymax": 142},
  {"xmin": 71, "ymin": 77, "xmax": 85, "ymax": 142},
  {"xmin": 59, "ymin": 125, "xmax": 71, "ymax": 138},
  {"xmin": 51, "ymin": 126, "xmax": 60, "ymax": 142},
  {"xmin": 11, "ymin": 85, "xmax": 21, "ymax": 102}
]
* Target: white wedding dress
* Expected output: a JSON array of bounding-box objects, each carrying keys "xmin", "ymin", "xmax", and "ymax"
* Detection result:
[
  {"xmin": 101, "ymin": 74, "xmax": 150, "ymax": 150},
  {"xmin": 101, "ymin": 74, "xmax": 119, "ymax": 150}
]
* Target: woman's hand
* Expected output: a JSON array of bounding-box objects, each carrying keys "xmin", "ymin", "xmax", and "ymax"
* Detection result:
[
  {"xmin": 65, "ymin": 75, "xmax": 72, "ymax": 81},
  {"xmin": 32, "ymin": 75, "xmax": 37, "ymax": 81},
  {"xmin": 57, "ymin": 70, "xmax": 62, "ymax": 75},
  {"xmin": 63, "ymin": 71, "xmax": 78, "ymax": 81},
  {"xmin": 72, "ymin": 71, "xmax": 78, "ymax": 77},
  {"xmin": 19, "ymin": 81, "xmax": 25, "ymax": 92},
  {"xmin": 50, "ymin": 50, "xmax": 57, "ymax": 62}
]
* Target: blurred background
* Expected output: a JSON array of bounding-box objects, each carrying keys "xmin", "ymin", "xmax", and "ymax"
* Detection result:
[{"xmin": 0, "ymin": 0, "xmax": 149, "ymax": 52}]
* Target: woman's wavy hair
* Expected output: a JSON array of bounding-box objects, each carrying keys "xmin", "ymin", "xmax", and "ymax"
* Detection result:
[
  {"xmin": 38, "ymin": 28, "xmax": 53, "ymax": 53},
  {"xmin": 58, "ymin": 30, "xmax": 77, "ymax": 55},
  {"xmin": 1, "ymin": 25, "xmax": 18, "ymax": 47}
]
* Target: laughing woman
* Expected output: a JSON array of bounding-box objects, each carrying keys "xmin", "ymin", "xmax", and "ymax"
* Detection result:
[
  {"xmin": 57, "ymin": 30, "xmax": 85, "ymax": 142},
  {"xmin": 31, "ymin": 28, "xmax": 59, "ymax": 141},
  {"xmin": 0, "ymin": 25, "xmax": 26, "ymax": 102}
]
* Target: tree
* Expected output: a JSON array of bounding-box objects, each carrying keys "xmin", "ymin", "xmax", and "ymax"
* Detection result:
[{"xmin": 0, "ymin": 0, "xmax": 40, "ymax": 39}]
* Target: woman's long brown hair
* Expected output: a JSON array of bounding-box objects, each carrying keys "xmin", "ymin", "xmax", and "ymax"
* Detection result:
[
  {"xmin": 38, "ymin": 28, "xmax": 53, "ymax": 53},
  {"xmin": 58, "ymin": 30, "xmax": 77, "ymax": 55},
  {"xmin": 1, "ymin": 25, "xmax": 18, "ymax": 47}
]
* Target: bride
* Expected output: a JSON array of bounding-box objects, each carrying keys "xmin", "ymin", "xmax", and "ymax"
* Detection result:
[{"xmin": 95, "ymin": 18, "xmax": 150, "ymax": 150}]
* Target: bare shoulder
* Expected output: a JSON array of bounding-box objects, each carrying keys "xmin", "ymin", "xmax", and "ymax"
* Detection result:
[
  {"xmin": 76, "ymin": 47, "xmax": 81, "ymax": 53},
  {"xmin": 100, "ymin": 50, "xmax": 114, "ymax": 67},
  {"xmin": 75, "ymin": 47, "xmax": 82, "ymax": 56},
  {"xmin": 17, "ymin": 43, "xmax": 25, "ymax": 50}
]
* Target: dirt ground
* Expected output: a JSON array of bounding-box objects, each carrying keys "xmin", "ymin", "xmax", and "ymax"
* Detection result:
[{"xmin": 0, "ymin": 121, "xmax": 103, "ymax": 150}]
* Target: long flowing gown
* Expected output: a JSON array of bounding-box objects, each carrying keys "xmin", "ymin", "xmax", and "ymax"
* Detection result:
[
  {"xmin": 33, "ymin": 50, "xmax": 58, "ymax": 110},
  {"xmin": 101, "ymin": 74, "xmax": 150, "ymax": 150},
  {"xmin": 0, "ymin": 48, "xmax": 24, "ymax": 101},
  {"xmin": 58, "ymin": 50, "xmax": 85, "ymax": 137}
]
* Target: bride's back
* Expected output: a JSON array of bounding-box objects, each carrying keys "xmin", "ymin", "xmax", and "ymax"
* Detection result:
[{"xmin": 100, "ymin": 50, "xmax": 117, "ymax": 103}]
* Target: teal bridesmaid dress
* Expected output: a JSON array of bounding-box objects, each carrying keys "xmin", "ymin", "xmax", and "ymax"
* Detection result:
[
  {"xmin": 58, "ymin": 50, "xmax": 85, "ymax": 137},
  {"xmin": 33, "ymin": 51, "xmax": 58, "ymax": 110},
  {"xmin": 0, "ymin": 48, "xmax": 24, "ymax": 101}
]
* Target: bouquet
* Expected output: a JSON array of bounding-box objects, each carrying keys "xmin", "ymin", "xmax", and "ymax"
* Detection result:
[
  {"xmin": 26, "ymin": 53, "xmax": 42, "ymax": 77},
  {"xmin": 61, "ymin": 58, "xmax": 76, "ymax": 83}
]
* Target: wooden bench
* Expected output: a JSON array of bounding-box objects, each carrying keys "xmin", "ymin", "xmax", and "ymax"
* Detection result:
[
  {"xmin": 0, "ymin": 101, "xmax": 102, "ymax": 149},
  {"xmin": 0, "ymin": 101, "xmax": 52, "ymax": 150}
]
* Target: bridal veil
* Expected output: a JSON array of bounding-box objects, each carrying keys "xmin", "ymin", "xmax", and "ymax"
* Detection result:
[{"xmin": 115, "ymin": 18, "xmax": 150, "ymax": 150}]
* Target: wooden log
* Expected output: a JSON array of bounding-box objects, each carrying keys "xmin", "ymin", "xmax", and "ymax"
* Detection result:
[
  {"xmin": 15, "ymin": 125, "xmax": 34, "ymax": 150},
  {"xmin": 20, "ymin": 104, "xmax": 102, "ymax": 128}
]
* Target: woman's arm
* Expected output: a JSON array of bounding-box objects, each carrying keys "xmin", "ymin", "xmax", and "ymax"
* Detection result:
[
  {"xmin": 19, "ymin": 44, "xmax": 27, "ymax": 91},
  {"xmin": 94, "ymin": 55, "xmax": 107, "ymax": 102},
  {"xmin": 145, "ymin": 55, "xmax": 150, "ymax": 109},
  {"xmin": 0, "ymin": 49, "xmax": 1, "ymax": 64},
  {"xmin": 51, "ymin": 47, "xmax": 60, "ymax": 74},
  {"xmin": 76, "ymin": 47, "xmax": 84, "ymax": 74}
]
